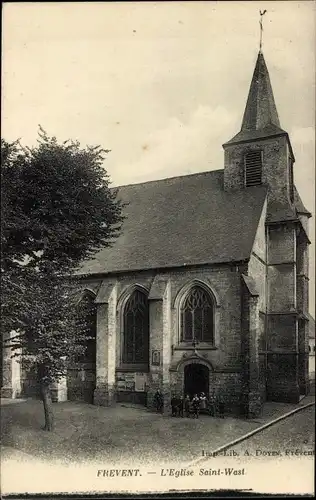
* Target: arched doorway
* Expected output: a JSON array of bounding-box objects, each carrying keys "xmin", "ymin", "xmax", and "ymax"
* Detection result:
[{"xmin": 184, "ymin": 363, "xmax": 209, "ymax": 398}]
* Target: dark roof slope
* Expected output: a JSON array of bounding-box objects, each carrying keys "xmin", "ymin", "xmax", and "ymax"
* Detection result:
[
  {"xmin": 225, "ymin": 123, "xmax": 287, "ymax": 147},
  {"xmin": 266, "ymin": 186, "xmax": 312, "ymax": 223},
  {"xmin": 77, "ymin": 170, "xmax": 267, "ymax": 276}
]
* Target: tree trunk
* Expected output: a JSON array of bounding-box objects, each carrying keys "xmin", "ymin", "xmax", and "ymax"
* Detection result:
[{"xmin": 40, "ymin": 382, "xmax": 54, "ymax": 431}]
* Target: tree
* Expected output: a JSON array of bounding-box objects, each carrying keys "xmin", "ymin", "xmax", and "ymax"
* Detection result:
[{"xmin": 1, "ymin": 129, "xmax": 124, "ymax": 430}]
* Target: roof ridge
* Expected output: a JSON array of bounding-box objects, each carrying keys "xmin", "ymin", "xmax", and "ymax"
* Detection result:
[{"xmin": 112, "ymin": 168, "xmax": 224, "ymax": 189}]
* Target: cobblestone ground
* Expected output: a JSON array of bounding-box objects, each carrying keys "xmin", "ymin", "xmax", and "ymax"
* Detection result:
[{"xmin": 1, "ymin": 399, "xmax": 314, "ymax": 467}]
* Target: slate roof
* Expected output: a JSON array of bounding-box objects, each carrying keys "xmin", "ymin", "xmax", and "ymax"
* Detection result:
[
  {"xmin": 224, "ymin": 52, "xmax": 287, "ymax": 147},
  {"xmin": 266, "ymin": 186, "xmax": 312, "ymax": 224},
  {"xmin": 77, "ymin": 170, "xmax": 267, "ymax": 276},
  {"xmin": 76, "ymin": 52, "xmax": 311, "ymax": 278},
  {"xmin": 225, "ymin": 123, "xmax": 288, "ymax": 147}
]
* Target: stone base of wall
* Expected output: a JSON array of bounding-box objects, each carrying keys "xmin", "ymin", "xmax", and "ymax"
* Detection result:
[
  {"xmin": 116, "ymin": 391, "xmax": 147, "ymax": 405},
  {"xmin": 267, "ymin": 384, "xmax": 300, "ymax": 404},
  {"xmin": 246, "ymin": 391, "xmax": 263, "ymax": 418},
  {"xmin": 1, "ymin": 386, "xmax": 15, "ymax": 398},
  {"xmin": 94, "ymin": 384, "xmax": 116, "ymax": 407},
  {"xmin": 299, "ymin": 379, "xmax": 310, "ymax": 397},
  {"xmin": 309, "ymin": 377, "xmax": 315, "ymax": 396}
]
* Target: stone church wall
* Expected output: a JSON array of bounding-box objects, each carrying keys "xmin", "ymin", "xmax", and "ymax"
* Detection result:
[
  {"xmin": 224, "ymin": 136, "xmax": 290, "ymax": 206},
  {"xmin": 88, "ymin": 263, "xmax": 246, "ymax": 414},
  {"xmin": 248, "ymin": 254, "xmax": 266, "ymax": 313}
]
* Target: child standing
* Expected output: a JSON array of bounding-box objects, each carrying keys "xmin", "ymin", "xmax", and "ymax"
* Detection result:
[
  {"xmin": 184, "ymin": 394, "xmax": 191, "ymax": 418},
  {"xmin": 192, "ymin": 394, "xmax": 200, "ymax": 419}
]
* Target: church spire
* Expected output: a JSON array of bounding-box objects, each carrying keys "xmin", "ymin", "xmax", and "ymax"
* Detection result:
[
  {"xmin": 224, "ymin": 51, "xmax": 287, "ymax": 146},
  {"xmin": 224, "ymin": 11, "xmax": 287, "ymax": 146},
  {"xmin": 241, "ymin": 51, "xmax": 280, "ymax": 131}
]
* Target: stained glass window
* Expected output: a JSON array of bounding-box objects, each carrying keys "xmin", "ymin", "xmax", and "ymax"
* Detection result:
[
  {"xmin": 180, "ymin": 286, "xmax": 214, "ymax": 343},
  {"xmin": 123, "ymin": 290, "xmax": 149, "ymax": 364}
]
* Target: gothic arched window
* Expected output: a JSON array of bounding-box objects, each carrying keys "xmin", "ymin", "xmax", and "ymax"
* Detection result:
[
  {"xmin": 123, "ymin": 290, "xmax": 149, "ymax": 365},
  {"xmin": 180, "ymin": 286, "xmax": 214, "ymax": 343}
]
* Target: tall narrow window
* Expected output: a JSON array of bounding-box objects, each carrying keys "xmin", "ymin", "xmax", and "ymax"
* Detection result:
[
  {"xmin": 123, "ymin": 290, "xmax": 149, "ymax": 365},
  {"xmin": 289, "ymin": 157, "xmax": 294, "ymax": 203},
  {"xmin": 244, "ymin": 150, "xmax": 263, "ymax": 186},
  {"xmin": 180, "ymin": 286, "xmax": 214, "ymax": 343}
]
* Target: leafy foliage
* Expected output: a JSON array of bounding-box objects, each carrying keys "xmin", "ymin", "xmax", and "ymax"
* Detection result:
[
  {"xmin": 1, "ymin": 129, "xmax": 123, "ymax": 385},
  {"xmin": 2, "ymin": 128, "xmax": 123, "ymax": 274}
]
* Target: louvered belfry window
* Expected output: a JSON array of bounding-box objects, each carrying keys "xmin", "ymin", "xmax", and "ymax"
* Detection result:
[
  {"xmin": 180, "ymin": 286, "xmax": 214, "ymax": 343},
  {"xmin": 244, "ymin": 150, "xmax": 263, "ymax": 187},
  {"xmin": 123, "ymin": 290, "xmax": 149, "ymax": 364}
]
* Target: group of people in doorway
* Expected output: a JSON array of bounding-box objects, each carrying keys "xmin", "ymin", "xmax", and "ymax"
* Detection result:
[{"xmin": 153, "ymin": 390, "xmax": 225, "ymax": 419}]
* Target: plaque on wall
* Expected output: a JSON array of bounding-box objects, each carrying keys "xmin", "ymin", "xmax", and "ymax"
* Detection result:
[{"xmin": 152, "ymin": 350, "xmax": 160, "ymax": 366}]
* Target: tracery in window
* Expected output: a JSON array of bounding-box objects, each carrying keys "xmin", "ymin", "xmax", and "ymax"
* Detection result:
[
  {"xmin": 180, "ymin": 286, "xmax": 214, "ymax": 343},
  {"xmin": 122, "ymin": 289, "xmax": 149, "ymax": 364}
]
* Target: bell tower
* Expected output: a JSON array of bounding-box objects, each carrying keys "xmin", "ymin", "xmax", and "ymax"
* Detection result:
[
  {"xmin": 223, "ymin": 49, "xmax": 311, "ymax": 404},
  {"xmin": 222, "ymin": 51, "xmax": 296, "ymax": 216}
]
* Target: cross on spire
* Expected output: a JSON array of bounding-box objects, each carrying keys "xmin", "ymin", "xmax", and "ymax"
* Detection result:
[{"xmin": 259, "ymin": 9, "xmax": 267, "ymax": 53}]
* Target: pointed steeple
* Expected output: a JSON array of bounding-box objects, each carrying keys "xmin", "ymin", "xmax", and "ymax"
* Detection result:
[
  {"xmin": 224, "ymin": 52, "xmax": 287, "ymax": 146},
  {"xmin": 242, "ymin": 51, "xmax": 280, "ymax": 130}
]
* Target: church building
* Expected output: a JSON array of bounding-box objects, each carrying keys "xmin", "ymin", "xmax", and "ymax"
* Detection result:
[{"xmin": 2, "ymin": 49, "xmax": 311, "ymax": 418}]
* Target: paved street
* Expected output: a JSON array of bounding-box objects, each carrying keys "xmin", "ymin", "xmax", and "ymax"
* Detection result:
[
  {"xmin": 196, "ymin": 405, "xmax": 315, "ymax": 465},
  {"xmin": 232, "ymin": 404, "xmax": 315, "ymax": 459},
  {"xmin": 181, "ymin": 405, "xmax": 315, "ymax": 496}
]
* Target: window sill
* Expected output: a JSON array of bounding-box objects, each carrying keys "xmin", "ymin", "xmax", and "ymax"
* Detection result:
[
  {"xmin": 174, "ymin": 344, "xmax": 217, "ymax": 351},
  {"xmin": 117, "ymin": 364, "xmax": 149, "ymax": 372}
]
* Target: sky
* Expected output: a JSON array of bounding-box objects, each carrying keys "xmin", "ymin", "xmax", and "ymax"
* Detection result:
[{"xmin": 2, "ymin": 1, "xmax": 315, "ymax": 314}]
